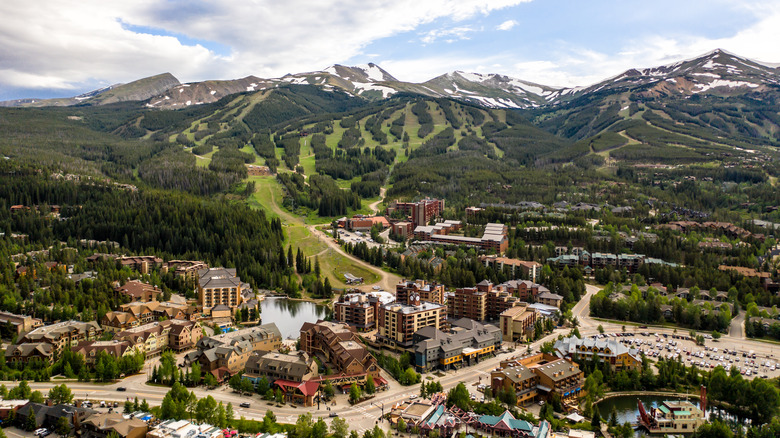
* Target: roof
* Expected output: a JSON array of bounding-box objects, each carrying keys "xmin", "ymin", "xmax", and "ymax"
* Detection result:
[
  {"xmin": 478, "ymin": 411, "xmax": 533, "ymax": 432},
  {"xmin": 274, "ymin": 379, "xmax": 320, "ymax": 396},
  {"xmin": 199, "ymin": 267, "xmax": 241, "ymax": 289}
]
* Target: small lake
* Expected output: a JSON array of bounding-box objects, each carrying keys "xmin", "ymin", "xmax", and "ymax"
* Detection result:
[
  {"xmin": 596, "ymin": 395, "xmax": 745, "ymax": 437},
  {"xmin": 260, "ymin": 297, "xmax": 330, "ymax": 339}
]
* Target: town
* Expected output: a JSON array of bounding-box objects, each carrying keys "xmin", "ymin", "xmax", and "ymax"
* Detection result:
[{"xmin": 0, "ymin": 195, "xmax": 778, "ymax": 438}]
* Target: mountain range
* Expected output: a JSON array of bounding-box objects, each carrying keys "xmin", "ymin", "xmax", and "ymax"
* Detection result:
[{"xmin": 3, "ymin": 49, "xmax": 779, "ymax": 111}]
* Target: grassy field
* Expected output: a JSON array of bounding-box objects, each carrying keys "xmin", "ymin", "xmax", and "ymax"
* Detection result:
[{"xmin": 245, "ymin": 175, "xmax": 380, "ymax": 288}]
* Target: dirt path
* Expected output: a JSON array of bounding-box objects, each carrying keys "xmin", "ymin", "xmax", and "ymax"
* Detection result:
[{"xmin": 368, "ymin": 187, "xmax": 386, "ymax": 215}]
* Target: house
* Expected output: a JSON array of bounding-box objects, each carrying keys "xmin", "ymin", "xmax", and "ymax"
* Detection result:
[
  {"xmin": 81, "ymin": 412, "xmax": 148, "ymax": 438},
  {"xmin": 15, "ymin": 402, "xmax": 96, "ymax": 432}
]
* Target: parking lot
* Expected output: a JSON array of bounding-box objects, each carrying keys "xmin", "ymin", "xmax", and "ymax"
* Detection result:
[{"xmin": 590, "ymin": 331, "xmax": 780, "ymax": 379}]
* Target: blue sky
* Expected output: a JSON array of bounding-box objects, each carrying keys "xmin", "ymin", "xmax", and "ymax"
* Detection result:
[{"xmin": 1, "ymin": 0, "xmax": 779, "ymax": 100}]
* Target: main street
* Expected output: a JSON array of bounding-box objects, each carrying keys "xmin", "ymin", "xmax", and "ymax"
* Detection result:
[{"xmin": 9, "ymin": 283, "xmax": 780, "ymax": 435}]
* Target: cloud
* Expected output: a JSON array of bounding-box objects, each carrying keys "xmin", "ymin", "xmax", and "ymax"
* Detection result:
[
  {"xmin": 420, "ymin": 27, "xmax": 476, "ymax": 45},
  {"xmin": 0, "ymin": 0, "xmax": 530, "ymax": 96},
  {"xmin": 496, "ymin": 20, "xmax": 518, "ymax": 31}
]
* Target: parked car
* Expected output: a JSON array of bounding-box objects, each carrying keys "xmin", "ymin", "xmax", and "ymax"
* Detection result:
[
  {"xmin": 329, "ymin": 412, "xmax": 339, "ymax": 417},
  {"xmin": 240, "ymin": 402, "xmax": 250, "ymax": 408},
  {"xmin": 117, "ymin": 387, "xmax": 127, "ymax": 391}
]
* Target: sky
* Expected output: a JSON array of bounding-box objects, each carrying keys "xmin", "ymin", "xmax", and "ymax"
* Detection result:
[{"xmin": 2, "ymin": 0, "xmax": 780, "ymax": 100}]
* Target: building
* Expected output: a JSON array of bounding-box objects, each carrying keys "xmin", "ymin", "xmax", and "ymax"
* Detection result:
[
  {"xmin": 553, "ymin": 336, "xmax": 642, "ymax": 371},
  {"xmin": 388, "ymin": 198, "xmax": 445, "ymax": 227},
  {"xmin": 448, "ymin": 279, "xmax": 547, "ymax": 323},
  {"xmin": 198, "ymin": 267, "xmax": 242, "ymax": 310},
  {"xmin": 377, "ymin": 295, "xmax": 445, "ymax": 348},
  {"xmin": 101, "ymin": 312, "xmax": 139, "ymax": 332},
  {"xmin": 0, "ymin": 311, "xmax": 43, "ymax": 336},
  {"xmin": 6, "ymin": 320, "xmax": 102, "ymax": 363},
  {"xmin": 499, "ymin": 305, "xmax": 538, "ymax": 342},
  {"xmin": 412, "ymin": 318, "xmax": 501, "ymax": 371},
  {"xmin": 244, "ymin": 351, "xmax": 318, "ymax": 384},
  {"xmin": 334, "ymin": 291, "xmax": 394, "ymax": 331},
  {"xmin": 537, "ymin": 292, "xmax": 563, "ymax": 308},
  {"xmin": 638, "ymin": 399, "xmax": 706, "ymax": 435},
  {"xmin": 117, "ymin": 256, "xmax": 163, "ymax": 274},
  {"xmin": 82, "ymin": 412, "xmax": 148, "ymax": 438},
  {"xmin": 396, "ymin": 279, "xmax": 445, "ymax": 305},
  {"xmin": 413, "ymin": 222, "xmax": 508, "ymax": 253},
  {"xmin": 147, "ymin": 419, "xmax": 223, "ymax": 438},
  {"xmin": 300, "ymin": 320, "xmax": 380, "ymax": 380},
  {"xmin": 185, "ymin": 324, "xmax": 282, "ymax": 377},
  {"xmin": 114, "ymin": 319, "xmax": 200, "ymax": 357},
  {"xmin": 15, "ymin": 402, "xmax": 96, "ymax": 432},
  {"xmin": 392, "ymin": 221, "xmax": 414, "ymax": 240},
  {"xmin": 163, "ymin": 260, "xmax": 209, "ymax": 281},
  {"xmin": 475, "ymin": 412, "xmax": 543, "ymax": 438},
  {"xmin": 491, "ymin": 353, "xmax": 584, "ymax": 409},
  {"xmin": 115, "ymin": 280, "xmax": 162, "ymax": 302},
  {"xmin": 74, "ymin": 340, "xmax": 140, "ymax": 366},
  {"xmin": 448, "ymin": 287, "xmax": 488, "ymax": 321},
  {"xmin": 480, "ymin": 256, "xmax": 543, "ymax": 282}
]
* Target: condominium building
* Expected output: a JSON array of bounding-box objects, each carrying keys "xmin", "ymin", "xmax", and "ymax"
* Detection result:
[
  {"xmin": 114, "ymin": 319, "xmax": 201, "ymax": 357},
  {"xmin": 114, "ymin": 280, "xmax": 162, "ymax": 302},
  {"xmin": 244, "ymin": 351, "xmax": 318, "ymax": 384},
  {"xmin": 185, "ymin": 324, "xmax": 282, "ymax": 376},
  {"xmin": 447, "ymin": 287, "xmax": 488, "ymax": 321},
  {"xmin": 412, "ymin": 318, "xmax": 501, "ymax": 371},
  {"xmin": 491, "ymin": 353, "xmax": 584, "ymax": 407},
  {"xmin": 0, "ymin": 311, "xmax": 43, "ymax": 336},
  {"xmin": 387, "ymin": 198, "xmax": 445, "ymax": 227},
  {"xmin": 299, "ymin": 320, "xmax": 380, "ymax": 380},
  {"xmin": 162, "ymin": 260, "xmax": 209, "ymax": 282},
  {"xmin": 553, "ymin": 336, "xmax": 642, "ymax": 371},
  {"xmin": 396, "ymin": 279, "xmax": 445, "ymax": 305},
  {"xmin": 479, "ymin": 256, "xmax": 542, "ymax": 282},
  {"xmin": 198, "ymin": 268, "xmax": 242, "ymax": 310},
  {"xmin": 499, "ymin": 305, "xmax": 538, "ymax": 342},
  {"xmin": 378, "ymin": 294, "xmax": 445, "ymax": 348},
  {"xmin": 73, "ymin": 340, "xmax": 141, "ymax": 366},
  {"xmin": 6, "ymin": 320, "xmax": 102, "ymax": 363},
  {"xmin": 334, "ymin": 291, "xmax": 394, "ymax": 331}
]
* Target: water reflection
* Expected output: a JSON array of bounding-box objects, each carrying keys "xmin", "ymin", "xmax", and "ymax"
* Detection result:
[{"xmin": 260, "ymin": 297, "xmax": 330, "ymax": 339}]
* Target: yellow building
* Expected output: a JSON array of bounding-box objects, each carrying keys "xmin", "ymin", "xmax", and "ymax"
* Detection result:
[{"xmin": 198, "ymin": 268, "xmax": 242, "ymax": 310}]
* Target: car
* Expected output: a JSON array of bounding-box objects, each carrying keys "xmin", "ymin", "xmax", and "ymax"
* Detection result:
[
  {"xmin": 117, "ymin": 387, "xmax": 127, "ymax": 391},
  {"xmin": 329, "ymin": 412, "xmax": 339, "ymax": 417},
  {"xmin": 34, "ymin": 429, "xmax": 46, "ymax": 436},
  {"xmin": 240, "ymin": 402, "xmax": 251, "ymax": 408},
  {"xmin": 409, "ymin": 395, "xmax": 417, "ymax": 399}
]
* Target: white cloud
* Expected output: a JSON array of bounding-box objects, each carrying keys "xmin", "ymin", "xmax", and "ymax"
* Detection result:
[
  {"xmin": 420, "ymin": 27, "xmax": 476, "ymax": 45},
  {"xmin": 496, "ymin": 19, "xmax": 518, "ymax": 31},
  {"xmin": 0, "ymin": 0, "xmax": 530, "ymax": 94}
]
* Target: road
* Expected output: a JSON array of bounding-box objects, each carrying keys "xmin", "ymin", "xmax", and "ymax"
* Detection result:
[
  {"xmin": 729, "ymin": 310, "xmax": 745, "ymax": 339},
  {"xmin": 367, "ymin": 188, "xmax": 386, "ymax": 216}
]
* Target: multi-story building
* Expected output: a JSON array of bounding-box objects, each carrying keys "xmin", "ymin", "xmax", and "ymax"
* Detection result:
[
  {"xmin": 300, "ymin": 320, "xmax": 380, "ymax": 380},
  {"xmin": 147, "ymin": 420, "xmax": 223, "ymax": 438},
  {"xmin": 0, "ymin": 311, "xmax": 43, "ymax": 336},
  {"xmin": 396, "ymin": 279, "xmax": 445, "ymax": 305},
  {"xmin": 497, "ymin": 280, "xmax": 550, "ymax": 302},
  {"xmin": 198, "ymin": 268, "xmax": 242, "ymax": 310},
  {"xmin": 73, "ymin": 340, "xmax": 141, "ymax": 366},
  {"xmin": 447, "ymin": 287, "xmax": 488, "ymax": 321},
  {"xmin": 412, "ymin": 318, "xmax": 501, "ymax": 371},
  {"xmin": 479, "ymin": 256, "xmax": 542, "ymax": 282},
  {"xmin": 388, "ymin": 198, "xmax": 445, "ymax": 227},
  {"xmin": 185, "ymin": 324, "xmax": 282, "ymax": 376},
  {"xmin": 537, "ymin": 292, "xmax": 563, "ymax": 308},
  {"xmin": 333, "ymin": 291, "xmax": 394, "ymax": 331},
  {"xmin": 414, "ymin": 222, "xmax": 509, "ymax": 253},
  {"xmin": 115, "ymin": 280, "xmax": 162, "ymax": 302},
  {"xmin": 378, "ymin": 295, "xmax": 445, "ymax": 348},
  {"xmin": 244, "ymin": 351, "xmax": 318, "ymax": 385},
  {"xmin": 553, "ymin": 336, "xmax": 642, "ymax": 371},
  {"xmin": 114, "ymin": 319, "xmax": 200, "ymax": 357},
  {"xmin": 117, "ymin": 256, "xmax": 163, "ymax": 274},
  {"xmin": 81, "ymin": 412, "xmax": 148, "ymax": 438},
  {"xmin": 491, "ymin": 353, "xmax": 584, "ymax": 408},
  {"xmin": 101, "ymin": 312, "xmax": 139, "ymax": 332},
  {"xmin": 499, "ymin": 305, "xmax": 538, "ymax": 342},
  {"xmin": 162, "ymin": 260, "xmax": 209, "ymax": 282},
  {"xmin": 5, "ymin": 320, "xmax": 102, "ymax": 363}
]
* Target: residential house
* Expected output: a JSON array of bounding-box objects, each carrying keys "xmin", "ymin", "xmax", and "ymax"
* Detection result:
[{"xmin": 82, "ymin": 412, "xmax": 148, "ymax": 438}]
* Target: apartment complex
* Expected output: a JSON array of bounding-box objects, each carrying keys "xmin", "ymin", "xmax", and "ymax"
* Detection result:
[
  {"xmin": 499, "ymin": 305, "xmax": 538, "ymax": 342},
  {"xmin": 5, "ymin": 320, "xmax": 102, "ymax": 363},
  {"xmin": 333, "ymin": 291, "xmax": 394, "ymax": 331},
  {"xmin": 448, "ymin": 279, "xmax": 547, "ymax": 322},
  {"xmin": 244, "ymin": 351, "xmax": 318, "ymax": 385},
  {"xmin": 117, "ymin": 256, "xmax": 163, "ymax": 274},
  {"xmin": 412, "ymin": 318, "xmax": 501, "ymax": 371},
  {"xmin": 74, "ymin": 340, "xmax": 140, "ymax": 366},
  {"xmin": 198, "ymin": 268, "xmax": 242, "ymax": 310},
  {"xmin": 185, "ymin": 323, "xmax": 282, "ymax": 376},
  {"xmin": 396, "ymin": 279, "xmax": 445, "ymax": 305},
  {"xmin": 553, "ymin": 336, "xmax": 642, "ymax": 371},
  {"xmin": 0, "ymin": 311, "xmax": 43, "ymax": 336},
  {"xmin": 491, "ymin": 353, "xmax": 584, "ymax": 408},
  {"xmin": 479, "ymin": 256, "xmax": 542, "ymax": 282},
  {"xmin": 387, "ymin": 198, "xmax": 445, "ymax": 227},
  {"xmin": 162, "ymin": 260, "xmax": 209, "ymax": 281},
  {"xmin": 300, "ymin": 320, "xmax": 380, "ymax": 381},
  {"xmin": 548, "ymin": 250, "xmax": 678, "ymax": 272},
  {"xmin": 102, "ymin": 300, "xmax": 197, "ymax": 332},
  {"xmin": 378, "ymin": 295, "xmax": 446, "ymax": 348},
  {"xmin": 413, "ymin": 222, "xmax": 509, "ymax": 253},
  {"xmin": 114, "ymin": 280, "xmax": 162, "ymax": 302},
  {"xmin": 114, "ymin": 319, "xmax": 201, "ymax": 357}
]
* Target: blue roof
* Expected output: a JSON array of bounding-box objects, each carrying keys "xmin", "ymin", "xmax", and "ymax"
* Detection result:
[
  {"xmin": 535, "ymin": 420, "xmax": 550, "ymax": 438},
  {"xmin": 425, "ymin": 405, "xmax": 445, "ymax": 426},
  {"xmin": 479, "ymin": 411, "xmax": 532, "ymax": 432}
]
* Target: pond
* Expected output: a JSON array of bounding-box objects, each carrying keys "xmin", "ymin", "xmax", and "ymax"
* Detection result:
[
  {"xmin": 260, "ymin": 296, "xmax": 330, "ymax": 339},
  {"xmin": 596, "ymin": 395, "xmax": 746, "ymax": 437}
]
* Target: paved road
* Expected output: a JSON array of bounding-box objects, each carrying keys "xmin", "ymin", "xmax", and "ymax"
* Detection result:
[{"xmin": 729, "ymin": 310, "xmax": 745, "ymax": 339}]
